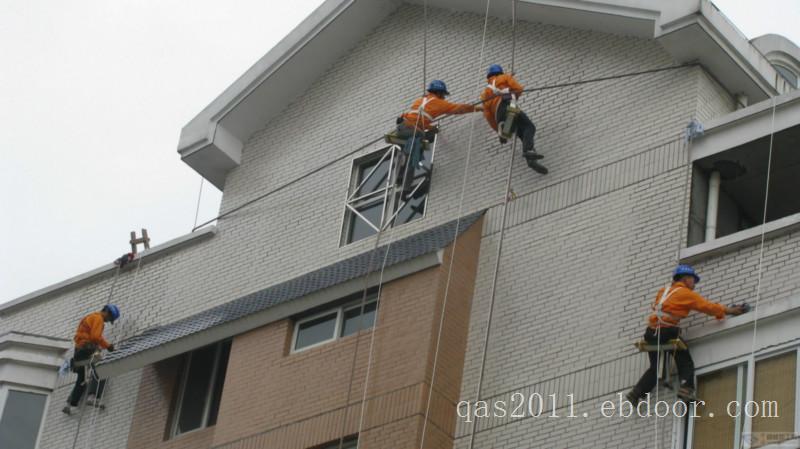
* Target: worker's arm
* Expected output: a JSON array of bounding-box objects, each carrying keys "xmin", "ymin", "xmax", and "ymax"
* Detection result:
[
  {"xmin": 685, "ymin": 290, "xmax": 730, "ymax": 320},
  {"xmin": 433, "ymin": 98, "xmax": 480, "ymax": 116},
  {"xmin": 86, "ymin": 314, "xmax": 111, "ymax": 349}
]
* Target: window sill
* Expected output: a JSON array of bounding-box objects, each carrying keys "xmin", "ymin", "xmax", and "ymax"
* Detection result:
[
  {"xmin": 680, "ymin": 212, "xmax": 800, "ymax": 264},
  {"xmin": 685, "ymin": 294, "xmax": 800, "ymax": 342}
]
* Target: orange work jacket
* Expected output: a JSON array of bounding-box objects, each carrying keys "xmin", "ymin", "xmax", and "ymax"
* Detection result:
[
  {"xmin": 73, "ymin": 311, "xmax": 111, "ymax": 349},
  {"xmin": 647, "ymin": 280, "xmax": 727, "ymax": 328},
  {"xmin": 480, "ymin": 74, "xmax": 524, "ymax": 131},
  {"xmin": 401, "ymin": 93, "xmax": 477, "ymax": 130}
]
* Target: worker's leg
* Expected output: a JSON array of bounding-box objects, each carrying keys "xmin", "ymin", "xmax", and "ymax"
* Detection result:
[
  {"xmin": 515, "ymin": 112, "xmax": 541, "ymax": 159},
  {"xmin": 395, "ymin": 124, "xmax": 423, "ymax": 192},
  {"xmin": 673, "ymin": 343, "xmax": 695, "ymax": 388},
  {"xmin": 68, "ymin": 366, "xmax": 87, "ymax": 407},
  {"xmin": 629, "ymin": 327, "xmax": 680, "ymax": 401}
]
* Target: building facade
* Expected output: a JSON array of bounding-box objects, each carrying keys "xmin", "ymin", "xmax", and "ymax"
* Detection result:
[{"xmin": 2, "ymin": 1, "xmax": 800, "ymax": 448}]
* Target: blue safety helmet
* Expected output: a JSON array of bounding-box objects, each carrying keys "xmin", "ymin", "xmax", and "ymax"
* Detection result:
[
  {"xmin": 487, "ymin": 64, "xmax": 504, "ymax": 78},
  {"xmin": 673, "ymin": 264, "xmax": 700, "ymax": 283},
  {"xmin": 102, "ymin": 304, "xmax": 121, "ymax": 323},
  {"xmin": 426, "ymin": 80, "xmax": 450, "ymax": 96}
]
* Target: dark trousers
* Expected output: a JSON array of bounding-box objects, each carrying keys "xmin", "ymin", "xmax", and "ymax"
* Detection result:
[
  {"xmin": 395, "ymin": 124, "xmax": 424, "ymax": 173},
  {"xmin": 632, "ymin": 327, "xmax": 695, "ymax": 399},
  {"xmin": 497, "ymin": 99, "xmax": 536, "ymax": 154},
  {"xmin": 67, "ymin": 345, "xmax": 105, "ymax": 406}
]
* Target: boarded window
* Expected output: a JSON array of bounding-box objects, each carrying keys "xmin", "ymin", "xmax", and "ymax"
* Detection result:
[
  {"xmin": 693, "ymin": 365, "xmax": 742, "ymax": 449},
  {"xmin": 751, "ymin": 351, "xmax": 796, "ymax": 447}
]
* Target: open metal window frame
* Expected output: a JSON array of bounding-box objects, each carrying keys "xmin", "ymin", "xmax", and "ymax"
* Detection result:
[
  {"xmin": 170, "ymin": 341, "xmax": 229, "ymax": 438},
  {"xmin": 340, "ymin": 139, "xmax": 436, "ymax": 246},
  {"xmin": 291, "ymin": 293, "xmax": 379, "ymax": 353},
  {"xmin": 684, "ymin": 344, "xmax": 800, "ymax": 449}
]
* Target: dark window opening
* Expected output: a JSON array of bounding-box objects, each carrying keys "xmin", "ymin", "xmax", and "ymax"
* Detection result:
[
  {"xmin": 688, "ymin": 124, "xmax": 800, "ymax": 246},
  {"xmin": 171, "ymin": 340, "xmax": 231, "ymax": 437}
]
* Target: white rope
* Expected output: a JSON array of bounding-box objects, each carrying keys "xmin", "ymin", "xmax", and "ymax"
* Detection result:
[
  {"xmin": 341, "ymin": 20, "xmax": 432, "ymax": 444},
  {"xmin": 193, "ymin": 177, "xmax": 205, "ymax": 231},
  {"xmin": 417, "ymin": 0, "xmax": 493, "ymax": 447}
]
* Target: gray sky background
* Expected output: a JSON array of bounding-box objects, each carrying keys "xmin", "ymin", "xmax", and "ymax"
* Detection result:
[{"xmin": 1, "ymin": 0, "xmax": 798, "ymax": 304}]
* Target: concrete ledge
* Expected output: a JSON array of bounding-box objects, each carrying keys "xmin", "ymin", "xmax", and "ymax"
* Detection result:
[
  {"xmin": 0, "ymin": 226, "xmax": 218, "ymax": 315},
  {"xmin": 0, "ymin": 332, "xmax": 71, "ymax": 391},
  {"xmin": 686, "ymin": 295, "xmax": 800, "ymax": 342},
  {"xmin": 680, "ymin": 212, "xmax": 800, "ymax": 264}
]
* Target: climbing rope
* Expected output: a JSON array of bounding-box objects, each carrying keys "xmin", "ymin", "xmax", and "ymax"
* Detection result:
[
  {"xmin": 419, "ymin": 0, "xmax": 494, "ymax": 447},
  {"xmin": 193, "ymin": 177, "xmax": 205, "ymax": 231},
  {"xmin": 338, "ymin": 5, "xmax": 434, "ymax": 443}
]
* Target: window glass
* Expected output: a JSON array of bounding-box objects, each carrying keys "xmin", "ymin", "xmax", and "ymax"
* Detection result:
[
  {"xmin": 693, "ymin": 365, "xmax": 741, "ymax": 449},
  {"xmin": 341, "ymin": 301, "xmax": 377, "ymax": 337},
  {"xmin": 207, "ymin": 340, "xmax": 232, "ymax": 427},
  {"xmin": 295, "ymin": 312, "xmax": 338, "ymax": 350},
  {"xmin": 751, "ymin": 351, "xmax": 796, "ymax": 445},
  {"xmin": 0, "ymin": 390, "xmax": 47, "ymax": 449},
  {"xmin": 356, "ymin": 157, "xmax": 390, "ymax": 197},
  {"xmin": 320, "ymin": 437, "xmax": 358, "ymax": 449},
  {"xmin": 348, "ymin": 201, "xmax": 382, "ymax": 243},
  {"xmin": 176, "ymin": 344, "xmax": 217, "ymax": 434},
  {"xmin": 775, "ymin": 65, "xmax": 798, "ymax": 88}
]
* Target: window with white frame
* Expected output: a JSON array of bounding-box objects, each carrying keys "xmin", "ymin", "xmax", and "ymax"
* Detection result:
[
  {"xmin": 342, "ymin": 143, "xmax": 433, "ymax": 245},
  {"xmin": 293, "ymin": 291, "xmax": 378, "ymax": 352},
  {"xmin": 0, "ymin": 387, "xmax": 48, "ymax": 449},
  {"xmin": 689, "ymin": 349, "xmax": 798, "ymax": 449},
  {"xmin": 688, "ymin": 124, "xmax": 800, "ymax": 246},
  {"xmin": 171, "ymin": 340, "xmax": 232, "ymax": 437}
]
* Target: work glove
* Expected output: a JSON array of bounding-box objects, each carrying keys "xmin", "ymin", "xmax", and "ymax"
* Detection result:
[{"xmin": 107, "ymin": 344, "xmax": 115, "ymax": 352}]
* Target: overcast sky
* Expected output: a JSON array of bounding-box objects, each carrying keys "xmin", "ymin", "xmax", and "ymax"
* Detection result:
[{"xmin": 1, "ymin": 0, "xmax": 799, "ymax": 304}]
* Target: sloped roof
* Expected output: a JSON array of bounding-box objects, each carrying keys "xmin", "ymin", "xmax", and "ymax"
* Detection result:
[
  {"xmin": 179, "ymin": 0, "xmax": 794, "ymax": 189},
  {"xmin": 96, "ymin": 211, "xmax": 483, "ymax": 378}
]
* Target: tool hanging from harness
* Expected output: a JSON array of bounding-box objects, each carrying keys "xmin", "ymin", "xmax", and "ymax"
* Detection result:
[{"xmin": 487, "ymin": 80, "xmax": 519, "ymax": 141}]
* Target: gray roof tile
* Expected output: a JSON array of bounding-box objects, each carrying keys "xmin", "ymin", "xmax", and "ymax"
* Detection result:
[{"xmin": 101, "ymin": 212, "xmax": 483, "ymax": 365}]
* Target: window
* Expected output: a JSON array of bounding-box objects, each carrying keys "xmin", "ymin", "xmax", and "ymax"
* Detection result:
[
  {"xmin": 0, "ymin": 389, "xmax": 47, "ymax": 449},
  {"xmin": 318, "ymin": 436, "xmax": 358, "ymax": 449},
  {"xmin": 342, "ymin": 142, "xmax": 433, "ymax": 244},
  {"xmin": 293, "ymin": 292, "xmax": 378, "ymax": 352},
  {"xmin": 775, "ymin": 64, "xmax": 798, "ymax": 89},
  {"xmin": 171, "ymin": 340, "xmax": 231, "ymax": 437},
  {"xmin": 689, "ymin": 350, "xmax": 799, "ymax": 449},
  {"xmin": 688, "ymin": 124, "xmax": 800, "ymax": 246}
]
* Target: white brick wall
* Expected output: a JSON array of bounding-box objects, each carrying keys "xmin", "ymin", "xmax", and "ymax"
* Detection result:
[{"xmin": 1, "ymin": 4, "xmax": 763, "ymax": 448}]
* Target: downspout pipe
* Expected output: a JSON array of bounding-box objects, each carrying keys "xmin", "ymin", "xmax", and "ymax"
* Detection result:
[{"xmin": 705, "ymin": 170, "xmax": 721, "ymax": 242}]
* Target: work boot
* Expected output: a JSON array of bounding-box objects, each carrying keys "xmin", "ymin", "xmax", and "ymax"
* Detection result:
[
  {"xmin": 526, "ymin": 158, "xmax": 549, "ymax": 174},
  {"xmin": 522, "ymin": 149, "xmax": 544, "ymax": 160},
  {"xmin": 677, "ymin": 385, "xmax": 697, "ymax": 402},
  {"xmin": 62, "ymin": 405, "xmax": 74, "ymax": 416},
  {"xmin": 498, "ymin": 136, "xmax": 508, "ymax": 145},
  {"xmin": 625, "ymin": 389, "xmax": 641, "ymax": 406}
]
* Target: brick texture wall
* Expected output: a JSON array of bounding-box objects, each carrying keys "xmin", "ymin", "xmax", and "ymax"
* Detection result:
[
  {"xmin": 124, "ymin": 217, "xmax": 482, "ymax": 449},
  {"xmin": 1, "ymin": 3, "xmax": 762, "ymax": 448}
]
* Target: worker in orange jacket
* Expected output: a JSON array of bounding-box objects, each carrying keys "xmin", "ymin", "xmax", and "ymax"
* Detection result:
[
  {"xmin": 480, "ymin": 64, "xmax": 547, "ymax": 174},
  {"xmin": 626, "ymin": 266, "xmax": 745, "ymax": 403},
  {"xmin": 396, "ymin": 80, "xmax": 481, "ymax": 197},
  {"xmin": 63, "ymin": 304, "xmax": 120, "ymax": 415}
]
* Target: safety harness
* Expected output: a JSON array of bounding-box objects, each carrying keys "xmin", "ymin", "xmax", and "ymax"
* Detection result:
[
  {"xmin": 404, "ymin": 96, "xmax": 434, "ymax": 126},
  {"xmin": 487, "ymin": 79, "xmax": 519, "ymax": 140},
  {"xmin": 654, "ymin": 285, "xmax": 684, "ymax": 327}
]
